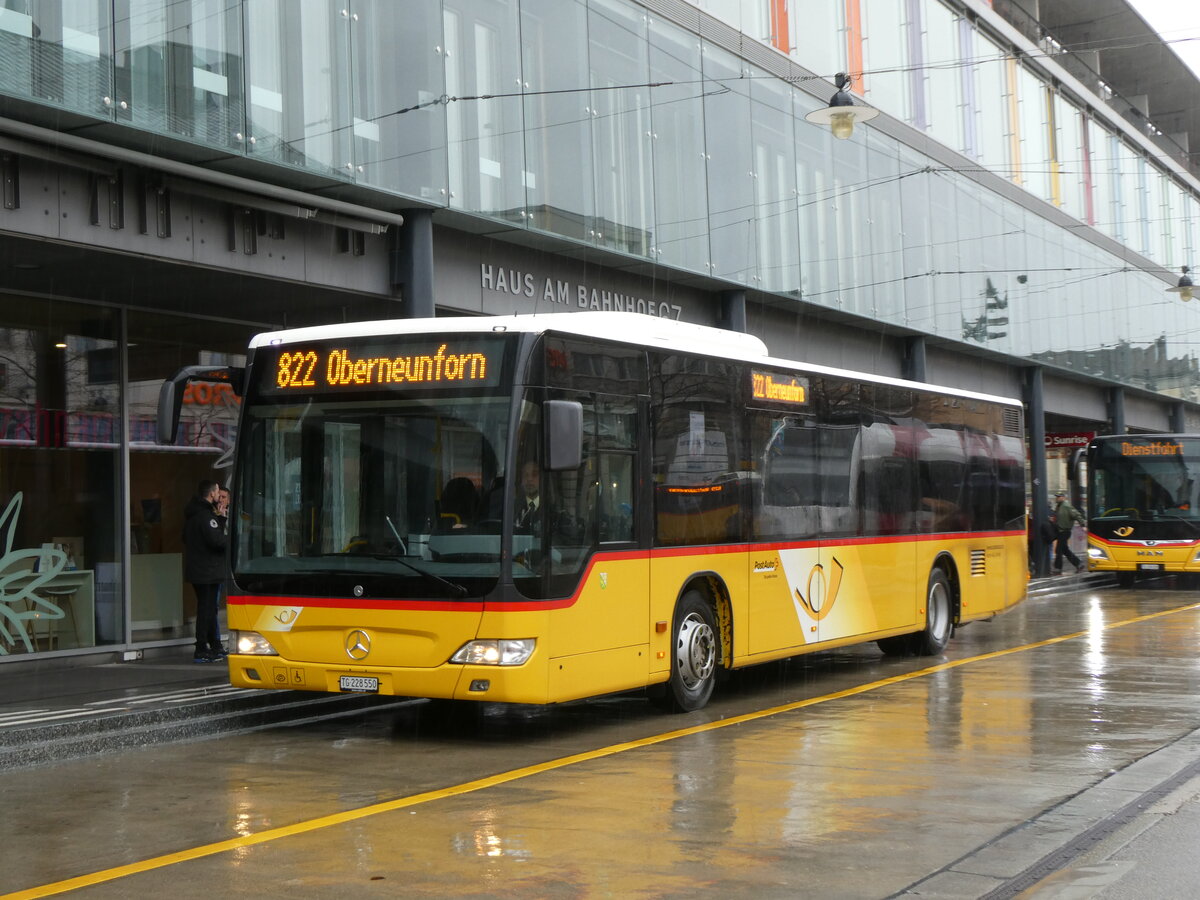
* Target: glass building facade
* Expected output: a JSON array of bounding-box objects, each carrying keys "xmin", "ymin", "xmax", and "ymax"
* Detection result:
[
  {"xmin": 0, "ymin": 0, "xmax": 1194, "ymax": 378},
  {"xmin": 0, "ymin": 0, "xmax": 1197, "ymax": 659}
]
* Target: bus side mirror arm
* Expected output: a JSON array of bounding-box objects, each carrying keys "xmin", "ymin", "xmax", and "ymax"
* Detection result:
[
  {"xmin": 156, "ymin": 365, "xmax": 246, "ymax": 445},
  {"xmin": 544, "ymin": 400, "xmax": 583, "ymax": 471},
  {"xmin": 1067, "ymin": 447, "xmax": 1085, "ymax": 483}
]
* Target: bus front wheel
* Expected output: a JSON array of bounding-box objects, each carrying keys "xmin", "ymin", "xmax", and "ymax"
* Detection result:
[{"xmin": 655, "ymin": 590, "xmax": 718, "ymax": 712}]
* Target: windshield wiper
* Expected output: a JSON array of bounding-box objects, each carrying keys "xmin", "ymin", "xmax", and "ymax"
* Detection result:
[
  {"xmin": 1152, "ymin": 510, "xmax": 1200, "ymax": 535},
  {"xmin": 384, "ymin": 515, "xmax": 408, "ymax": 556},
  {"xmin": 380, "ymin": 515, "xmax": 467, "ymax": 598},
  {"xmin": 297, "ymin": 552, "xmax": 468, "ymax": 598},
  {"xmin": 367, "ymin": 553, "xmax": 468, "ymax": 598}
]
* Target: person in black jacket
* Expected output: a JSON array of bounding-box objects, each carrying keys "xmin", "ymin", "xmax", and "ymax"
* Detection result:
[{"xmin": 183, "ymin": 479, "xmax": 228, "ymax": 663}]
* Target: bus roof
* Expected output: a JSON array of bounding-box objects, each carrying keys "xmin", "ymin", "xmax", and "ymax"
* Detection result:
[
  {"xmin": 1089, "ymin": 434, "xmax": 1198, "ymax": 442},
  {"xmin": 249, "ymin": 312, "xmax": 770, "ymax": 358},
  {"xmin": 248, "ymin": 312, "xmax": 1020, "ymax": 409}
]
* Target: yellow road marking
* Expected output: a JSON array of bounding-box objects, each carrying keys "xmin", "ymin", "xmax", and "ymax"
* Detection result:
[{"xmin": 8, "ymin": 600, "xmax": 1200, "ymax": 899}]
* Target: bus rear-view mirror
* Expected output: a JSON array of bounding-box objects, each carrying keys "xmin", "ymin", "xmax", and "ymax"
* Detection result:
[{"xmin": 544, "ymin": 400, "xmax": 583, "ymax": 471}]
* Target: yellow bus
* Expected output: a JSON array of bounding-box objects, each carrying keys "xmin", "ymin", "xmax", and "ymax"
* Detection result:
[
  {"xmin": 1078, "ymin": 434, "xmax": 1200, "ymax": 586},
  {"xmin": 159, "ymin": 313, "xmax": 1027, "ymax": 711}
]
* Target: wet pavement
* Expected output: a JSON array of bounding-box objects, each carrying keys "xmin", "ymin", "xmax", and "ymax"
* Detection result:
[
  {"xmin": 1, "ymin": 573, "xmax": 1199, "ymax": 899},
  {"xmin": 0, "ymin": 574, "xmax": 1101, "ymax": 769},
  {"xmin": 0, "ymin": 650, "xmax": 408, "ymax": 769}
]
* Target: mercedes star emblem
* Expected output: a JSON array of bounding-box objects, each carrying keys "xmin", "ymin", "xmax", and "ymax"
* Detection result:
[{"xmin": 345, "ymin": 629, "xmax": 371, "ymax": 660}]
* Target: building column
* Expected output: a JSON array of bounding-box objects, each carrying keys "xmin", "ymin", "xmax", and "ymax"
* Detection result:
[
  {"xmin": 903, "ymin": 335, "xmax": 927, "ymax": 382},
  {"xmin": 1107, "ymin": 387, "xmax": 1125, "ymax": 435},
  {"xmin": 719, "ymin": 290, "xmax": 746, "ymax": 332},
  {"xmin": 1170, "ymin": 401, "xmax": 1186, "ymax": 433},
  {"xmin": 392, "ymin": 208, "xmax": 435, "ymax": 318},
  {"xmin": 1025, "ymin": 365, "xmax": 1051, "ymax": 577}
]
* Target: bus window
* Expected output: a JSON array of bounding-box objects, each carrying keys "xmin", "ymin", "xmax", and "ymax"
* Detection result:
[
  {"xmin": 595, "ymin": 397, "xmax": 637, "ymax": 544},
  {"xmin": 513, "ymin": 391, "xmax": 606, "ymax": 599},
  {"xmin": 995, "ymin": 435, "xmax": 1026, "ymax": 528},
  {"xmin": 233, "ymin": 394, "xmax": 507, "ymax": 598},
  {"xmin": 752, "ymin": 415, "xmax": 857, "ymax": 540},
  {"xmin": 915, "ymin": 393, "xmax": 967, "ymax": 533},
  {"xmin": 322, "ymin": 421, "xmax": 363, "ymax": 552},
  {"xmin": 860, "ymin": 421, "xmax": 915, "ymax": 536},
  {"xmin": 598, "ymin": 452, "xmax": 634, "ymax": 543},
  {"xmin": 651, "ymin": 354, "xmax": 741, "ymax": 545},
  {"xmin": 750, "ymin": 376, "xmax": 860, "ymax": 540},
  {"xmin": 753, "ymin": 415, "xmax": 816, "ymax": 540},
  {"xmin": 964, "ymin": 429, "xmax": 998, "ymax": 531},
  {"xmin": 861, "ymin": 385, "xmax": 916, "ymax": 537}
]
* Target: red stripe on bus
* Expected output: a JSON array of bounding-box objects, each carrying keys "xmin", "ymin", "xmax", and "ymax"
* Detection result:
[
  {"xmin": 228, "ymin": 530, "xmax": 1023, "ymax": 614},
  {"xmin": 226, "ymin": 596, "xmax": 486, "ymax": 612},
  {"xmin": 1088, "ymin": 534, "xmax": 1199, "ymax": 549}
]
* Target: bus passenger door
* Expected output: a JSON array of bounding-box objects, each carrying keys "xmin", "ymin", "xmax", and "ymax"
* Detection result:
[
  {"xmin": 749, "ymin": 412, "xmax": 820, "ymax": 654},
  {"xmin": 515, "ymin": 391, "xmax": 646, "ymax": 659}
]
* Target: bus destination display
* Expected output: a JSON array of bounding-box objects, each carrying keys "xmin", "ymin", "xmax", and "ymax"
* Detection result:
[
  {"xmin": 750, "ymin": 370, "xmax": 808, "ymax": 405},
  {"xmin": 261, "ymin": 338, "xmax": 505, "ymax": 394},
  {"xmin": 1117, "ymin": 440, "xmax": 1184, "ymax": 457}
]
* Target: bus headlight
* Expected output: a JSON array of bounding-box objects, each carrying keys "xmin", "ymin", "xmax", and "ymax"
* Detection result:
[
  {"xmin": 450, "ymin": 639, "xmax": 535, "ymax": 666},
  {"xmin": 232, "ymin": 631, "xmax": 278, "ymax": 656},
  {"xmin": 1088, "ymin": 546, "xmax": 1108, "ymax": 560}
]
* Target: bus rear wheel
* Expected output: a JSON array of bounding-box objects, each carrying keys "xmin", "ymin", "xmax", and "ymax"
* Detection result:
[
  {"xmin": 913, "ymin": 568, "xmax": 953, "ymax": 655},
  {"xmin": 655, "ymin": 590, "xmax": 718, "ymax": 712},
  {"xmin": 877, "ymin": 567, "xmax": 953, "ymax": 656}
]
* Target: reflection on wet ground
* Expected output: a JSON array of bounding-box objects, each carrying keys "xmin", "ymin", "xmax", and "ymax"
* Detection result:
[{"xmin": 3, "ymin": 583, "xmax": 1200, "ymax": 899}]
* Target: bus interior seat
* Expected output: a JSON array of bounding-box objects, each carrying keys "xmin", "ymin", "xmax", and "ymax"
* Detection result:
[{"xmin": 439, "ymin": 478, "xmax": 478, "ymax": 530}]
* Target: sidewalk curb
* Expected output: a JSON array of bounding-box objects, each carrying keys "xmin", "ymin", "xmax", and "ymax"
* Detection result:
[
  {"xmin": 1028, "ymin": 573, "xmax": 1114, "ymax": 597},
  {"xmin": 0, "ymin": 689, "xmax": 410, "ymax": 771}
]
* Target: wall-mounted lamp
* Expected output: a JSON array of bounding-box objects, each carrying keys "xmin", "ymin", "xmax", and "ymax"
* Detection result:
[
  {"xmin": 804, "ymin": 73, "xmax": 880, "ymax": 140},
  {"xmin": 1167, "ymin": 266, "xmax": 1194, "ymax": 302}
]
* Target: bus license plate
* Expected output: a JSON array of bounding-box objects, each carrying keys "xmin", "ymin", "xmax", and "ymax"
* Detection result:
[
  {"xmin": 1137, "ymin": 563, "xmax": 1163, "ymax": 572},
  {"xmin": 339, "ymin": 675, "xmax": 379, "ymax": 693}
]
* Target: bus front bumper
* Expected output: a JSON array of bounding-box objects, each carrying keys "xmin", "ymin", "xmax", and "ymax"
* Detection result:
[{"xmin": 227, "ymin": 656, "xmax": 551, "ymax": 704}]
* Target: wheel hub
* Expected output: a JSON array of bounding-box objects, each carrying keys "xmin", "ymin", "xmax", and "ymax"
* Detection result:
[{"xmin": 676, "ymin": 612, "xmax": 716, "ymax": 688}]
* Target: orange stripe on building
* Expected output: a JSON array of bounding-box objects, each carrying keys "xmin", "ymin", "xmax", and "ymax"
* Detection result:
[
  {"xmin": 770, "ymin": 0, "xmax": 790, "ymax": 54},
  {"xmin": 1047, "ymin": 86, "xmax": 1062, "ymax": 207},
  {"xmin": 845, "ymin": 0, "xmax": 864, "ymax": 93},
  {"xmin": 1006, "ymin": 56, "xmax": 1021, "ymax": 185}
]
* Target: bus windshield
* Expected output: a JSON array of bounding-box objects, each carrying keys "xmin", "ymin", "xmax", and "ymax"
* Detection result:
[
  {"xmin": 232, "ymin": 393, "xmax": 511, "ymax": 599},
  {"xmin": 1089, "ymin": 437, "xmax": 1200, "ymax": 523}
]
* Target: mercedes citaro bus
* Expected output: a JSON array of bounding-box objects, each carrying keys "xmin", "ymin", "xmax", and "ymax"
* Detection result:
[{"xmin": 158, "ymin": 313, "xmax": 1027, "ymax": 711}]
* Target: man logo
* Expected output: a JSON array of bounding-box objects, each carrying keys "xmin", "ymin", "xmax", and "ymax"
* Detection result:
[{"xmin": 345, "ymin": 630, "xmax": 371, "ymax": 660}]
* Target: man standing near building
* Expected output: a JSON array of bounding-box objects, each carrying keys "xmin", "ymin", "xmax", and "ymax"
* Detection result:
[
  {"xmin": 183, "ymin": 479, "xmax": 228, "ymax": 662},
  {"xmin": 1052, "ymin": 490, "xmax": 1085, "ymax": 575}
]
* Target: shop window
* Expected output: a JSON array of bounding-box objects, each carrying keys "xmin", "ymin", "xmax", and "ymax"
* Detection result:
[
  {"xmin": 0, "ymin": 300, "xmax": 120, "ymax": 656},
  {"xmin": 126, "ymin": 310, "xmax": 251, "ymax": 645}
]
